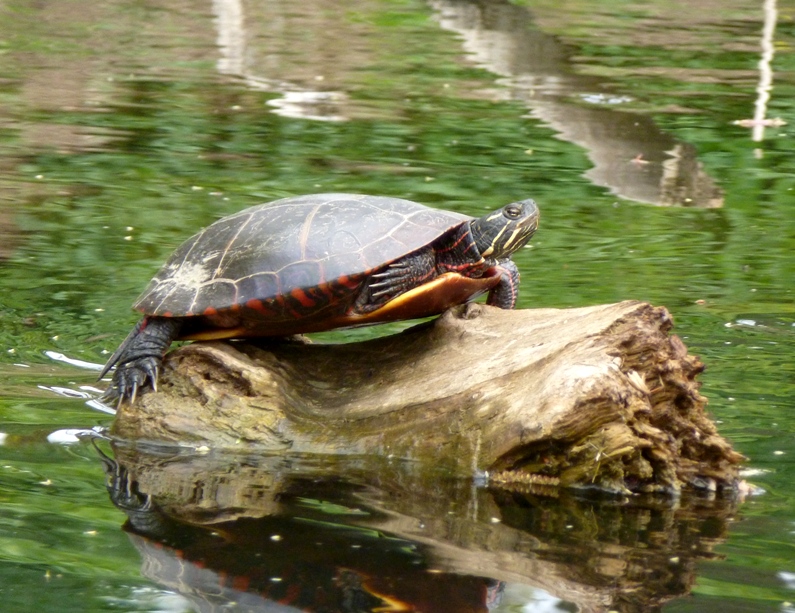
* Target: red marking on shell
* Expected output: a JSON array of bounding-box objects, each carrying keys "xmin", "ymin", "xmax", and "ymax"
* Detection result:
[
  {"xmin": 203, "ymin": 306, "xmax": 218, "ymax": 316},
  {"xmin": 162, "ymin": 311, "xmax": 173, "ymax": 318},
  {"xmin": 232, "ymin": 575, "xmax": 250, "ymax": 591},
  {"xmin": 246, "ymin": 298, "xmax": 265, "ymax": 312},
  {"xmin": 280, "ymin": 583, "xmax": 302, "ymax": 605},
  {"xmin": 290, "ymin": 288, "xmax": 315, "ymax": 308},
  {"xmin": 336, "ymin": 274, "xmax": 360, "ymax": 289}
]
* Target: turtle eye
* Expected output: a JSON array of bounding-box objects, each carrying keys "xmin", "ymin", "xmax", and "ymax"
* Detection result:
[{"xmin": 503, "ymin": 205, "xmax": 522, "ymax": 219}]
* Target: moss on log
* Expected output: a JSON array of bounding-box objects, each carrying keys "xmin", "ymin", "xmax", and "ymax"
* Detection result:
[{"xmin": 111, "ymin": 301, "xmax": 744, "ymax": 494}]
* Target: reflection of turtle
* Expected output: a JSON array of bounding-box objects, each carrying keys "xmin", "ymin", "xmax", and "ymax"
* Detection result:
[
  {"xmin": 96, "ymin": 439, "xmax": 507, "ymax": 613},
  {"xmin": 101, "ymin": 193, "xmax": 540, "ymax": 403}
]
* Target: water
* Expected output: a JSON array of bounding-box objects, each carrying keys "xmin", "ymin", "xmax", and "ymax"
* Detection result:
[{"xmin": 1, "ymin": 0, "xmax": 794, "ymax": 610}]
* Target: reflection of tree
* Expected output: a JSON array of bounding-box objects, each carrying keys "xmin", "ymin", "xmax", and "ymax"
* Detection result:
[
  {"xmin": 732, "ymin": 0, "xmax": 784, "ymax": 150},
  {"xmin": 97, "ymin": 443, "xmax": 741, "ymax": 613},
  {"xmin": 211, "ymin": 0, "xmax": 350, "ymax": 121},
  {"xmin": 753, "ymin": 0, "xmax": 778, "ymax": 142},
  {"xmin": 429, "ymin": 0, "xmax": 723, "ymax": 207}
]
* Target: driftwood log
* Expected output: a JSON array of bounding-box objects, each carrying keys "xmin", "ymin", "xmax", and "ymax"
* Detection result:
[{"xmin": 111, "ymin": 300, "xmax": 744, "ymax": 494}]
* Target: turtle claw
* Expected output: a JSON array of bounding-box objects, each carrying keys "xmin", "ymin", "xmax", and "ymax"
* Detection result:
[
  {"xmin": 370, "ymin": 263, "xmax": 415, "ymax": 298},
  {"xmin": 129, "ymin": 380, "xmax": 139, "ymax": 406},
  {"xmin": 370, "ymin": 286, "xmax": 394, "ymax": 299},
  {"xmin": 102, "ymin": 355, "xmax": 163, "ymax": 406},
  {"xmin": 142, "ymin": 361, "xmax": 159, "ymax": 392}
]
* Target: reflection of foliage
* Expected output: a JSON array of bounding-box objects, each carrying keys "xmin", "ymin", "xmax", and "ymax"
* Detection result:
[
  {"xmin": 0, "ymin": 20, "xmax": 791, "ymax": 357},
  {"xmin": 0, "ymin": 441, "xmax": 147, "ymax": 612},
  {"xmin": 295, "ymin": 497, "xmax": 370, "ymax": 516},
  {"xmin": 2, "ymin": 71, "xmax": 582, "ymax": 364},
  {"xmin": 0, "ymin": 1, "xmax": 793, "ymax": 611},
  {"xmin": 0, "ymin": 0, "xmax": 792, "ymax": 417},
  {"xmin": 7, "ymin": 53, "xmax": 793, "ymax": 368}
]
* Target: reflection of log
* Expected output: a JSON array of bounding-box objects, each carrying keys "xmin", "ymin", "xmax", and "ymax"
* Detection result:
[
  {"xmin": 102, "ymin": 446, "xmax": 742, "ymax": 613},
  {"xmin": 112, "ymin": 301, "xmax": 743, "ymax": 494}
]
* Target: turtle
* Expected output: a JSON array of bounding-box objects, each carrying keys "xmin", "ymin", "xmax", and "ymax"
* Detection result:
[{"xmin": 100, "ymin": 193, "xmax": 540, "ymax": 404}]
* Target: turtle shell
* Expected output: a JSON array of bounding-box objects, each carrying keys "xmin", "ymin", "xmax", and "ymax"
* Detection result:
[{"xmin": 134, "ymin": 194, "xmax": 480, "ymax": 336}]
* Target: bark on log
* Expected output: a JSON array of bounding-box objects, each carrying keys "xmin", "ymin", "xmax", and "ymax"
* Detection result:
[{"xmin": 111, "ymin": 301, "xmax": 744, "ymax": 494}]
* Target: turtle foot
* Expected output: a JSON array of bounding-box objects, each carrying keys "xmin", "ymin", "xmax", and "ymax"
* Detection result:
[
  {"xmin": 99, "ymin": 316, "xmax": 181, "ymax": 407},
  {"xmin": 101, "ymin": 356, "xmax": 161, "ymax": 408},
  {"xmin": 367, "ymin": 248, "xmax": 435, "ymax": 301}
]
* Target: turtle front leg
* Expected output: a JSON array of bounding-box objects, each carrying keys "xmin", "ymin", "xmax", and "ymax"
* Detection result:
[
  {"xmin": 99, "ymin": 316, "xmax": 182, "ymax": 407},
  {"xmin": 360, "ymin": 248, "xmax": 436, "ymax": 311},
  {"xmin": 486, "ymin": 260, "xmax": 521, "ymax": 309}
]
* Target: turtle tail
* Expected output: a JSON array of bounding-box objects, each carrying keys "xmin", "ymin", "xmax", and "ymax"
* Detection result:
[{"xmin": 99, "ymin": 316, "xmax": 182, "ymax": 407}]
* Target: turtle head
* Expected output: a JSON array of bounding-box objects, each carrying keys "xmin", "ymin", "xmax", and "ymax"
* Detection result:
[{"xmin": 470, "ymin": 199, "xmax": 540, "ymax": 260}]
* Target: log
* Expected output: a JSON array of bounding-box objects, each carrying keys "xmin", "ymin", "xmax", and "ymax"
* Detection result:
[{"xmin": 111, "ymin": 301, "xmax": 744, "ymax": 494}]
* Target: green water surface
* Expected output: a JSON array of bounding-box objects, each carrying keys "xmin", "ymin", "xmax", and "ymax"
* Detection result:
[{"xmin": 1, "ymin": 0, "xmax": 794, "ymax": 611}]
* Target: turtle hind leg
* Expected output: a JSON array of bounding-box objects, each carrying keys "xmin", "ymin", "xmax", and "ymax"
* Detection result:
[{"xmin": 99, "ymin": 316, "xmax": 183, "ymax": 407}]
